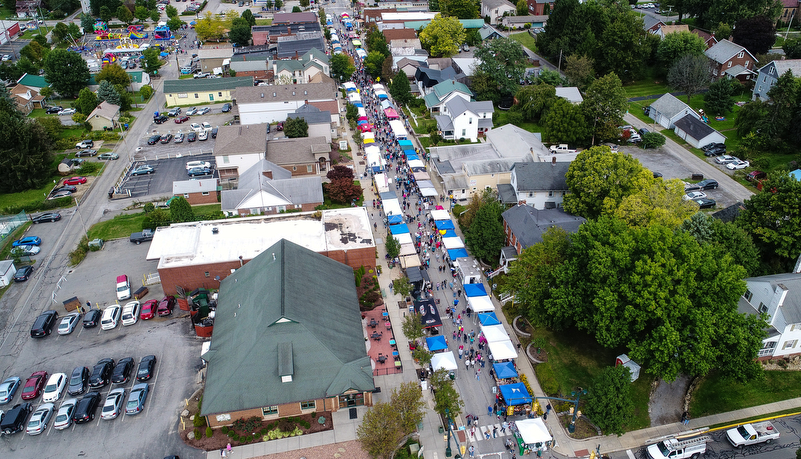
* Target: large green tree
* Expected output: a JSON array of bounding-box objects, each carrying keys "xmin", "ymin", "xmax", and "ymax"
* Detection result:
[
  {"xmin": 389, "ymin": 72, "xmax": 413, "ymax": 105},
  {"xmin": 464, "ymin": 193, "xmax": 505, "ymax": 264},
  {"xmin": 656, "ymin": 30, "xmax": 707, "ymax": 68},
  {"xmin": 584, "ymin": 366, "xmax": 634, "ymax": 435},
  {"xmin": 543, "ymin": 98, "xmax": 590, "ymax": 145},
  {"xmin": 419, "ymin": 14, "xmax": 465, "ymax": 58},
  {"xmin": 364, "ymin": 51, "xmax": 386, "ymax": 78},
  {"xmin": 515, "ymin": 84, "xmax": 557, "ymax": 122},
  {"xmin": 612, "ymin": 178, "xmax": 697, "ymax": 228},
  {"xmin": 681, "ymin": 212, "xmax": 760, "ymax": 277},
  {"xmin": 74, "ymin": 87, "xmax": 99, "ymax": 116},
  {"xmin": 430, "ymin": 368, "xmax": 464, "ymax": 419},
  {"xmin": 391, "ymin": 382, "xmax": 426, "ymax": 435},
  {"xmin": 95, "ymin": 63, "xmax": 132, "ymax": 87},
  {"xmin": 170, "ymin": 196, "xmax": 195, "ymax": 223},
  {"xmin": 563, "ymin": 146, "xmax": 655, "ymax": 219},
  {"xmin": 284, "ymin": 117, "xmax": 309, "ymax": 138},
  {"xmin": 704, "ymin": 78, "xmax": 739, "ymax": 115},
  {"xmin": 441, "ymin": 0, "xmax": 478, "ymax": 18},
  {"xmin": 473, "ymin": 37, "xmax": 527, "ymax": 97},
  {"xmin": 563, "ymin": 54, "xmax": 595, "ymax": 91},
  {"xmin": 229, "ymin": 17, "xmax": 252, "ymax": 47},
  {"xmin": 117, "ymin": 5, "xmax": 133, "ymax": 23},
  {"xmin": 97, "ymin": 80, "xmax": 122, "ymax": 106},
  {"xmin": 581, "ymin": 72, "xmax": 628, "ymax": 144},
  {"xmin": 732, "ymin": 15, "xmax": 776, "ymax": 55},
  {"xmin": 0, "ymin": 87, "xmax": 54, "ymax": 193},
  {"xmin": 141, "ymin": 47, "xmax": 164, "ymax": 75},
  {"xmin": 365, "ymin": 26, "xmax": 390, "ymax": 58},
  {"xmin": 330, "ymin": 53, "xmax": 356, "ymax": 81},
  {"xmin": 43, "ymin": 49, "xmax": 90, "ymax": 96},
  {"xmin": 357, "ymin": 402, "xmax": 404, "ymax": 459},
  {"xmin": 667, "ymin": 53, "xmax": 711, "ymax": 104}
]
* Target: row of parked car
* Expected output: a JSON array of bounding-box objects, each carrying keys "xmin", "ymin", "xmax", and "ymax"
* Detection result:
[{"xmin": 0, "ymin": 355, "xmax": 156, "ymax": 435}]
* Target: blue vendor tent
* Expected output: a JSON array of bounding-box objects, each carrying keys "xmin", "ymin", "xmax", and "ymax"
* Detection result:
[
  {"xmin": 499, "ymin": 382, "xmax": 531, "ymax": 406},
  {"xmin": 426, "ymin": 336, "xmax": 448, "ymax": 352},
  {"xmin": 441, "ymin": 229, "xmax": 457, "ymax": 238},
  {"xmin": 390, "ymin": 224, "xmax": 410, "ymax": 235},
  {"xmin": 464, "ymin": 284, "xmax": 487, "ymax": 297},
  {"xmin": 435, "ymin": 220, "xmax": 455, "ymax": 230},
  {"xmin": 478, "ymin": 312, "xmax": 501, "ymax": 326},
  {"xmin": 494, "ymin": 361, "xmax": 518, "ymax": 379},
  {"xmin": 387, "ymin": 214, "xmax": 403, "ymax": 224},
  {"xmin": 398, "ymin": 139, "xmax": 414, "ymax": 147},
  {"xmin": 447, "ymin": 248, "xmax": 469, "ymax": 259},
  {"xmin": 406, "ymin": 154, "xmax": 420, "ymax": 161}
]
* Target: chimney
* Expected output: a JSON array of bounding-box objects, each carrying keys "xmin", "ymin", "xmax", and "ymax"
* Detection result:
[
  {"xmin": 551, "ymin": 156, "xmax": 556, "ymax": 165},
  {"xmin": 518, "ymin": 201, "xmax": 525, "ymax": 206},
  {"xmin": 262, "ymin": 170, "xmax": 273, "ymax": 179}
]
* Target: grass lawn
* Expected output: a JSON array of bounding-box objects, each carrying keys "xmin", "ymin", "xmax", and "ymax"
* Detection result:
[
  {"xmin": 691, "ymin": 370, "xmax": 801, "ymax": 418},
  {"xmin": 494, "ymin": 111, "xmax": 541, "ymax": 133},
  {"xmin": 255, "ymin": 18, "xmax": 273, "ymax": 25},
  {"xmin": 623, "ymin": 79, "xmax": 671, "ymax": 99},
  {"xmin": 0, "ymin": 183, "xmax": 53, "ymax": 213},
  {"xmin": 412, "ymin": 117, "xmax": 436, "ymax": 135},
  {"xmin": 0, "ymin": 4, "xmax": 14, "ymax": 18},
  {"xmin": 509, "ymin": 32, "xmax": 537, "ymax": 53},
  {"xmin": 87, "ymin": 212, "xmax": 146, "ymax": 241},
  {"xmin": 28, "ymin": 109, "xmax": 49, "ymax": 118},
  {"xmin": 192, "ymin": 203, "xmax": 222, "ymax": 215}
]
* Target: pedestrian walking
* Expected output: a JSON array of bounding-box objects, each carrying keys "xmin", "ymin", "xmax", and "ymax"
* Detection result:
[
  {"xmin": 476, "ymin": 368, "xmax": 481, "ymax": 380},
  {"xmin": 492, "ymin": 426, "xmax": 498, "ymax": 438},
  {"xmin": 468, "ymin": 445, "xmax": 475, "ymax": 457},
  {"xmin": 488, "ymin": 405, "xmax": 492, "ymax": 416},
  {"xmin": 501, "ymin": 421, "xmax": 507, "ymax": 434}
]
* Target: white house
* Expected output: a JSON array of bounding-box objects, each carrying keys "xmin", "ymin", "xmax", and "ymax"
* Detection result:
[
  {"xmin": 434, "ymin": 97, "xmax": 494, "ymax": 142},
  {"xmin": 235, "ymin": 79, "xmax": 337, "ymax": 125},
  {"xmin": 672, "ymin": 113, "xmax": 726, "ymax": 148},
  {"xmin": 423, "ymin": 79, "xmax": 473, "ymax": 114},
  {"xmin": 287, "ymin": 104, "xmax": 335, "ymax": 143},
  {"xmin": 648, "ymin": 93, "xmax": 701, "ymax": 129},
  {"xmin": 743, "ymin": 258, "xmax": 801, "ymax": 359},
  {"xmin": 273, "ymin": 48, "xmax": 330, "ymax": 84},
  {"xmin": 481, "ymin": 0, "xmax": 517, "ymax": 25},
  {"xmin": 507, "ymin": 161, "xmax": 570, "ymax": 209},
  {"xmin": 213, "ymin": 124, "xmax": 268, "ymax": 189}
]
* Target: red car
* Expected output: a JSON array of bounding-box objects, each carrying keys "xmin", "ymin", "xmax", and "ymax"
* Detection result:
[
  {"xmin": 63, "ymin": 177, "xmax": 87, "ymax": 185},
  {"xmin": 174, "ymin": 115, "xmax": 190, "ymax": 124},
  {"xmin": 21, "ymin": 371, "xmax": 48, "ymax": 400},
  {"xmin": 157, "ymin": 296, "xmax": 176, "ymax": 317},
  {"xmin": 140, "ymin": 299, "xmax": 158, "ymax": 320}
]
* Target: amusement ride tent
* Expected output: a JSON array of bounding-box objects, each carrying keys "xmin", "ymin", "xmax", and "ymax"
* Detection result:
[
  {"xmin": 493, "ymin": 361, "xmax": 518, "ymax": 379},
  {"xmin": 426, "ymin": 335, "xmax": 448, "ymax": 352},
  {"xmin": 499, "ymin": 382, "xmax": 532, "ymax": 405}
]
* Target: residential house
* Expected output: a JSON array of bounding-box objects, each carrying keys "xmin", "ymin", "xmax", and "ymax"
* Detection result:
[
  {"xmin": 15, "ymin": 0, "xmax": 39, "ymax": 17},
  {"xmin": 396, "ymin": 57, "xmax": 424, "ymax": 80},
  {"xmin": 214, "ymin": 124, "xmax": 268, "ymax": 188},
  {"xmin": 251, "ymin": 22, "xmax": 322, "ymax": 46},
  {"xmin": 195, "ymin": 48, "xmax": 234, "ymax": 74},
  {"xmin": 481, "ymin": 0, "xmax": 517, "ymax": 25},
  {"xmin": 221, "ymin": 160, "xmax": 323, "ymax": 216},
  {"xmin": 266, "ymin": 136, "xmax": 331, "ymax": 175},
  {"xmin": 16, "ymin": 73, "xmax": 48, "ymax": 92},
  {"xmin": 478, "ymin": 24, "xmax": 504, "ymax": 41},
  {"xmin": 163, "ymin": 77, "xmax": 254, "ymax": 107},
  {"xmin": 691, "ymin": 29, "xmax": 718, "ymax": 49},
  {"xmin": 423, "ymin": 79, "xmax": 473, "ymax": 114},
  {"xmin": 504, "ymin": 161, "xmax": 570, "ymax": 209},
  {"xmin": 642, "ymin": 15, "xmax": 666, "ymax": 34},
  {"xmin": 86, "ymin": 101, "xmax": 120, "ymax": 131},
  {"xmin": 648, "ymin": 93, "xmax": 701, "ymax": 129},
  {"xmin": 752, "ymin": 59, "xmax": 801, "ymax": 101},
  {"xmin": 273, "ymin": 48, "xmax": 330, "ymax": 84},
  {"xmin": 742, "ymin": 258, "xmax": 801, "ymax": 359},
  {"xmin": 704, "ymin": 39, "xmax": 757, "ymax": 81},
  {"xmin": 672, "ymin": 113, "xmax": 726, "ymax": 148},
  {"xmin": 0, "ymin": 20, "xmax": 22, "ymax": 42},
  {"xmin": 502, "ymin": 15, "xmax": 548, "ymax": 30},
  {"xmin": 383, "ymin": 28, "xmax": 422, "ymax": 51},
  {"xmin": 287, "ymin": 104, "xmax": 335, "ymax": 143},
  {"xmin": 415, "ymin": 65, "xmax": 460, "ymax": 95},
  {"xmin": 555, "ymin": 87, "xmax": 583, "ymax": 104},
  {"xmin": 173, "ymin": 178, "xmax": 219, "ymax": 205},
  {"xmin": 308, "ymin": 100, "xmax": 341, "ymax": 128},
  {"xmin": 434, "ymin": 96, "xmax": 494, "ymax": 142},
  {"xmin": 499, "ymin": 204, "xmax": 585, "ymax": 270},
  {"xmin": 780, "ymin": 0, "xmax": 799, "ymax": 25},
  {"xmin": 230, "ymin": 53, "xmax": 272, "ymax": 80},
  {"xmin": 200, "ymin": 239, "xmax": 375, "ymax": 427},
  {"xmin": 235, "ymin": 79, "xmax": 337, "ymax": 125},
  {"xmin": 526, "ymin": 0, "xmax": 554, "ymax": 15},
  {"xmin": 9, "ymin": 83, "xmax": 45, "ymax": 114},
  {"xmin": 272, "ymin": 12, "xmax": 319, "ymax": 25},
  {"xmin": 655, "ymin": 24, "xmax": 689, "ymax": 39}
]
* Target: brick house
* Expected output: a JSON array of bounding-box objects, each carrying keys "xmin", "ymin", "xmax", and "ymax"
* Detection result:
[
  {"xmin": 172, "ymin": 178, "xmax": 219, "ymax": 205},
  {"xmin": 526, "ymin": 0, "xmax": 554, "ymax": 15},
  {"xmin": 266, "ymin": 136, "xmax": 331, "ymax": 176},
  {"xmin": 704, "ymin": 39, "xmax": 757, "ymax": 81}
]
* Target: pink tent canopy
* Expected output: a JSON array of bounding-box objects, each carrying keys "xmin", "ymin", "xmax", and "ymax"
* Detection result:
[
  {"xmin": 359, "ymin": 123, "xmax": 374, "ymax": 132},
  {"xmin": 384, "ymin": 108, "xmax": 399, "ymax": 120}
]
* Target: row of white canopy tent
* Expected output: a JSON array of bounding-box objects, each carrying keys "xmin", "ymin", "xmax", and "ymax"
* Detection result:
[{"xmin": 481, "ymin": 322, "xmax": 518, "ymax": 360}]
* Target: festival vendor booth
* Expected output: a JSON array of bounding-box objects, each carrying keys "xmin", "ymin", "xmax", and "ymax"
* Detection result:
[
  {"xmin": 455, "ymin": 257, "xmax": 483, "ymax": 284},
  {"xmin": 384, "ymin": 108, "xmax": 400, "ymax": 120},
  {"xmin": 398, "ymin": 243, "xmax": 420, "ymax": 269},
  {"xmin": 430, "ymin": 209, "xmax": 449, "ymax": 221},
  {"xmin": 417, "ymin": 180, "xmax": 438, "ymax": 197},
  {"xmin": 464, "ymin": 283, "xmax": 487, "ymax": 297},
  {"xmin": 447, "ymin": 248, "xmax": 469, "ymax": 260},
  {"xmin": 499, "ymin": 382, "xmax": 532, "ymax": 416},
  {"xmin": 488, "ymin": 339, "xmax": 518, "ymax": 360},
  {"xmin": 493, "ymin": 361, "xmax": 518, "ymax": 381},
  {"xmin": 408, "ymin": 159, "xmax": 426, "ymax": 172},
  {"xmin": 372, "ymin": 83, "xmax": 386, "ymax": 91},
  {"xmin": 413, "ymin": 171, "xmax": 431, "ymax": 181},
  {"xmin": 374, "ymin": 173, "xmax": 390, "ymax": 194},
  {"xmin": 435, "ymin": 220, "xmax": 455, "ymax": 231},
  {"xmin": 426, "ymin": 335, "xmax": 448, "ymax": 353},
  {"xmin": 467, "ymin": 295, "xmax": 495, "ymax": 313},
  {"xmin": 381, "ymin": 99, "xmax": 394, "ymax": 110},
  {"xmin": 398, "ymin": 139, "xmax": 414, "ymax": 149},
  {"xmin": 359, "ymin": 121, "xmax": 374, "ymax": 133},
  {"xmin": 407, "ymin": 266, "xmax": 432, "ymax": 298},
  {"xmin": 375, "ymin": 89, "xmax": 389, "ymax": 100},
  {"xmin": 383, "ymin": 199, "xmax": 403, "ymax": 224},
  {"xmin": 366, "ymin": 146, "xmax": 384, "ymax": 172},
  {"xmin": 390, "ymin": 120, "xmax": 409, "ymax": 140},
  {"xmin": 481, "ymin": 324, "xmax": 509, "ymax": 343},
  {"xmin": 415, "ymin": 298, "xmax": 442, "ymax": 331},
  {"xmin": 442, "ymin": 236, "xmax": 465, "ymax": 250},
  {"xmin": 355, "ymin": 48, "xmax": 368, "ymax": 60},
  {"xmin": 357, "ymin": 107, "xmax": 367, "ymax": 118},
  {"xmin": 431, "ymin": 351, "xmax": 458, "ymax": 380},
  {"xmin": 363, "ymin": 132, "xmax": 376, "ymax": 144},
  {"xmin": 512, "ymin": 418, "xmax": 552, "ymax": 456},
  {"xmin": 479, "ymin": 312, "xmax": 501, "ymax": 326},
  {"xmin": 348, "ymin": 92, "xmax": 361, "ymax": 104}
]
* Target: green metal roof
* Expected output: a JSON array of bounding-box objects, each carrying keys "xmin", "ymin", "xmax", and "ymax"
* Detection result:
[
  {"xmin": 200, "ymin": 239, "xmax": 374, "ymax": 417},
  {"xmin": 17, "ymin": 73, "xmax": 48, "ymax": 88},
  {"xmin": 406, "ymin": 18, "xmax": 485, "ymax": 30},
  {"xmin": 303, "ymin": 47, "xmax": 329, "ymax": 65},
  {"xmin": 163, "ymin": 76, "xmax": 254, "ymax": 94},
  {"xmin": 424, "ymin": 80, "xmax": 473, "ymax": 108}
]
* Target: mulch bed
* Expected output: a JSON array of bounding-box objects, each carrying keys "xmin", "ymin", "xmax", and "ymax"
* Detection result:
[{"xmin": 181, "ymin": 409, "xmax": 333, "ymax": 451}]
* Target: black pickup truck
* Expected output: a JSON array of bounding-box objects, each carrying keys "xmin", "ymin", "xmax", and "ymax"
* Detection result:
[
  {"xmin": 1, "ymin": 402, "xmax": 32, "ymax": 434},
  {"xmin": 129, "ymin": 229, "xmax": 154, "ymax": 244}
]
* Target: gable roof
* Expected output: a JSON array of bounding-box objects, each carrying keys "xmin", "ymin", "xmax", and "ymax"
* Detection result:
[
  {"xmin": 17, "ymin": 73, "xmax": 48, "ymax": 89},
  {"xmin": 424, "ymin": 79, "xmax": 473, "ymax": 107},
  {"xmin": 673, "ymin": 113, "xmax": 724, "ymax": 141},
  {"xmin": 86, "ymin": 101, "xmax": 120, "ymax": 122},
  {"xmin": 478, "ymin": 24, "xmax": 503, "ymax": 40},
  {"xmin": 482, "ymin": 0, "xmax": 516, "ymax": 9},
  {"xmin": 650, "ymin": 93, "xmax": 692, "ymax": 119},
  {"xmin": 554, "ymin": 87, "xmax": 583, "ymax": 104},
  {"xmin": 308, "ymin": 99, "xmax": 338, "ymax": 115},
  {"xmin": 486, "ymin": 123, "xmax": 550, "ymax": 158},
  {"xmin": 173, "ymin": 178, "xmax": 217, "ymax": 195},
  {"xmin": 288, "ymin": 104, "xmax": 332, "ymax": 125},
  {"xmin": 444, "ymin": 96, "xmax": 493, "ymax": 118},
  {"xmin": 267, "ymin": 136, "xmax": 330, "ymax": 165},
  {"xmin": 705, "ymin": 39, "xmax": 754, "ymax": 65},
  {"xmin": 659, "ymin": 24, "xmax": 689, "ymax": 35},
  {"xmin": 200, "ymin": 239, "xmax": 374, "ymax": 416},
  {"xmin": 502, "ymin": 205, "xmax": 585, "ymax": 250},
  {"xmin": 214, "ymin": 124, "xmax": 267, "ymax": 157},
  {"xmin": 711, "ymin": 201, "xmax": 744, "ymax": 223},
  {"xmin": 511, "ymin": 162, "xmax": 570, "ymax": 191},
  {"xmin": 163, "ymin": 76, "xmax": 254, "ymax": 94},
  {"xmin": 397, "ymin": 57, "xmax": 423, "ymax": 69},
  {"xmin": 690, "ymin": 28, "xmax": 718, "ymax": 47},
  {"xmin": 277, "ymin": 35, "xmax": 327, "ymax": 59},
  {"xmin": 643, "ymin": 15, "xmax": 665, "ymax": 32},
  {"xmin": 760, "ymin": 59, "xmax": 801, "ymax": 78},
  {"xmin": 235, "ymin": 79, "xmax": 336, "ymax": 104},
  {"xmin": 303, "ymin": 47, "xmax": 329, "ymax": 65},
  {"xmin": 746, "ymin": 272, "xmax": 801, "ymax": 324}
]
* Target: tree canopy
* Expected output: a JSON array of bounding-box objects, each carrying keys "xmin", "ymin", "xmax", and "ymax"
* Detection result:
[
  {"xmin": 170, "ymin": 196, "xmax": 195, "ymax": 223},
  {"xmin": 330, "ymin": 54, "xmax": 356, "ymax": 81},
  {"xmin": 667, "ymin": 53, "xmax": 711, "ymax": 104},
  {"xmin": 732, "ymin": 15, "xmax": 776, "ymax": 55},
  {"xmin": 581, "ymin": 72, "xmax": 628, "ymax": 143},
  {"xmin": 656, "ymin": 30, "xmax": 707, "ymax": 68},
  {"xmin": 95, "ymin": 63, "xmax": 131, "ymax": 87},
  {"xmin": 473, "ymin": 38, "xmax": 527, "ymax": 97},
  {"xmin": 389, "ymin": 72, "xmax": 413, "ymax": 105},
  {"xmin": 543, "ymin": 98, "xmax": 590, "ymax": 145},
  {"xmin": 584, "ymin": 366, "xmax": 634, "ymax": 435},
  {"xmin": 43, "ymin": 49, "xmax": 90, "ymax": 96},
  {"xmin": 229, "ymin": 17, "xmax": 252, "ymax": 47},
  {"xmin": 464, "ymin": 191, "xmax": 505, "ymax": 264},
  {"xmin": 0, "ymin": 87, "xmax": 54, "ymax": 194},
  {"xmin": 419, "ymin": 14, "xmax": 465, "ymax": 58},
  {"xmin": 284, "ymin": 117, "xmax": 309, "ymax": 138}
]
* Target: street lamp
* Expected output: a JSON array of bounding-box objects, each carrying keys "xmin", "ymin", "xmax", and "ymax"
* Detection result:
[
  {"xmin": 444, "ymin": 408, "xmax": 452, "ymax": 457},
  {"xmin": 568, "ymin": 388, "xmax": 587, "ymax": 434}
]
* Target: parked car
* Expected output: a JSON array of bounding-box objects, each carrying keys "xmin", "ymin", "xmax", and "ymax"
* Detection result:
[
  {"xmin": 174, "ymin": 132, "xmax": 185, "ymax": 143},
  {"xmin": 154, "ymin": 115, "xmax": 169, "ymax": 124},
  {"xmin": 703, "ymin": 145, "xmax": 726, "ymax": 156},
  {"xmin": 277, "ymin": 121, "xmax": 284, "ymax": 131},
  {"xmin": 701, "ymin": 142, "xmax": 725, "ymax": 152},
  {"xmin": 14, "ymin": 265, "xmax": 34, "ymax": 282},
  {"xmin": 726, "ymin": 160, "xmax": 750, "ymax": 170},
  {"xmin": 175, "ymin": 115, "xmax": 190, "ymax": 124},
  {"xmin": 72, "ymin": 392, "xmax": 100, "ymax": 424},
  {"xmin": 100, "ymin": 305, "xmax": 121, "ymax": 330},
  {"xmin": 51, "ymin": 185, "xmax": 77, "ymax": 195},
  {"xmin": 187, "ymin": 131, "xmax": 197, "ymax": 142},
  {"xmin": 160, "ymin": 133, "xmax": 174, "ymax": 144},
  {"xmin": 198, "ymin": 130, "xmax": 208, "ymax": 141},
  {"xmin": 222, "ymin": 103, "xmax": 231, "ymax": 112},
  {"xmin": 167, "ymin": 107, "xmax": 182, "ymax": 117},
  {"xmin": 53, "ymin": 398, "xmax": 77, "ymax": 430},
  {"xmin": 188, "ymin": 166, "xmax": 211, "ymax": 176},
  {"xmin": 42, "ymin": 373, "xmax": 67, "ymax": 403},
  {"xmin": 157, "ymin": 296, "xmax": 176, "ymax": 317},
  {"xmin": 125, "ymin": 383, "xmax": 149, "ymax": 415},
  {"xmin": 67, "ymin": 367, "xmax": 89, "ymax": 396},
  {"xmin": 116, "ymin": 274, "xmax": 131, "ymax": 300},
  {"xmin": 13, "ymin": 245, "xmax": 40, "ymax": 257},
  {"xmin": 76, "ymin": 140, "xmax": 94, "ymax": 149},
  {"xmin": 26, "ymin": 403, "xmax": 54, "ymax": 435},
  {"xmin": 189, "ymin": 122, "xmax": 202, "ymax": 131},
  {"xmin": 48, "ymin": 190, "xmax": 72, "ymax": 200},
  {"xmin": 746, "ymin": 170, "xmax": 767, "ymax": 182},
  {"xmin": 0, "ymin": 402, "xmax": 32, "ymax": 434},
  {"xmin": 211, "ymin": 127, "xmax": 218, "ymax": 138},
  {"xmin": 694, "ymin": 198, "xmax": 717, "ymax": 209},
  {"xmin": 75, "ymin": 149, "xmax": 97, "ymax": 157},
  {"xmin": 111, "ymin": 358, "xmax": 135, "ymax": 385},
  {"xmin": 697, "ymin": 179, "xmax": 719, "ymax": 190},
  {"xmin": 714, "ymin": 155, "xmax": 738, "ymax": 164},
  {"xmin": 136, "ymin": 355, "xmax": 157, "ymax": 381},
  {"xmin": 147, "ymin": 134, "xmax": 162, "ymax": 145},
  {"xmin": 13, "ymin": 236, "xmax": 41, "ymax": 247},
  {"xmin": 131, "ymin": 165, "xmax": 155, "ymax": 176},
  {"xmin": 186, "ymin": 160, "xmax": 211, "ymax": 170},
  {"xmin": 101, "ymin": 388, "xmax": 125, "ymax": 420},
  {"xmin": 45, "ymin": 106, "xmax": 63, "ymax": 114},
  {"xmin": 186, "ymin": 107, "xmax": 198, "ymax": 116},
  {"xmin": 88, "ymin": 359, "xmax": 114, "ymax": 388},
  {"xmin": 98, "ymin": 152, "xmax": 119, "ymax": 160},
  {"xmin": 83, "ymin": 310, "xmax": 101, "ymax": 328},
  {"xmin": 30, "ymin": 311, "xmax": 58, "ymax": 338},
  {"xmin": 59, "ymin": 108, "xmax": 76, "ymax": 116},
  {"xmin": 197, "ymin": 107, "xmax": 211, "ymax": 115},
  {"xmin": 21, "ymin": 371, "xmax": 48, "ymax": 400},
  {"xmin": 57, "ymin": 313, "xmax": 82, "ymax": 335},
  {"xmin": 63, "ymin": 176, "xmax": 87, "ymax": 185},
  {"xmin": 0, "ymin": 376, "xmax": 21, "ymax": 404},
  {"xmin": 32, "ymin": 212, "xmax": 61, "ymax": 224},
  {"xmin": 202, "ymin": 121, "xmax": 212, "ymax": 130},
  {"xmin": 121, "ymin": 302, "xmax": 140, "ymax": 326}
]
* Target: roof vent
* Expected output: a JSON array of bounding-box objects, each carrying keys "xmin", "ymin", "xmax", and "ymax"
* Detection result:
[
  {"xmin": 292, "ymin": 91, "xmax": 296, "ymax": 96},
  {"xmin": 261, "ymin": 93, "xmax": 264, "ymax": 98},
  {"xmin": 273, "ymin": 92, "xmax": 277, "ymax": 97},
  {"xmin": 304, "ymin": 90, "xmax": 307, "ymax": 95},
  {"xmin": 212, "ymin": 227, "xmax": 219, "ymax": 234}
]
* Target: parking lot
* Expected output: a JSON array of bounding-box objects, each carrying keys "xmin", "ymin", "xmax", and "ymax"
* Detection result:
[
  {"xmin": 0, "ymin": 239, "xmax": 201, "ymax": 458},
  {"xmin": 124, "ymin": 153, "xmax": 217, "ymax": 198}
]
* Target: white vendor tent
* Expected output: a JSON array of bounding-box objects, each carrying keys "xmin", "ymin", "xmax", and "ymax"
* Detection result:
[
  {"xmin": 442, "ymin": 237, "xmax": 465, "ymax": 249},
  {"xmin": 407, "ymin": 159, "xmax": 426, "ymax": 170},
  {"xmin": 396, "ymin": 233, "xmax": 414, "ymax": 245},
  {"xmin": 516, "ymin": 418, "xmax": 552, "ymax": 444},
  {"xmin": 383, "ymin": 199, "xmax": 403, "ymax": 217},
  {"xmin": 488, "ymin": 339, "xmax": 518, "ymax": 360},
  {"xmin": 365, "ymin": 145, "xmax": 381, "ymax": 155},
  {"xmin": 480, "ymin": 324, "xmax": 509, "ymax": 342},
  {"xmin": 430, "ymin": 209, "xmax": 450, "ymax": 220},
  {"xmin": 467, "ymin": 295, "xmax": 495, "ymax": 312},
  {"xmin": 431, "ymin": 351, "xmax": 458, "ymax": 371}
]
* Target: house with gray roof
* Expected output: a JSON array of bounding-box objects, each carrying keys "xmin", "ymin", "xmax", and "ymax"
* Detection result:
[
  {"xmin": 213, "ymin": 124, "xmax": 268, "ymax": 188},
  {"xmin": 273, "ymin": 48, "xmax": 330, "ymax": 84},
  {"xmin": 752, "ymin": 59, "xmax": 801, "ymax": 101},
  {"xmin": 499, "ymin": 203, "xmax": 585, "ymax": 269},
  {"xmin": 648, "ymin": 93, "xmax": 701, "ymax": 129},
  {"xmin": 423, "ymin": 79, "xmax": 474, "ymax": 113},
  {"xmin": 85, "ymin": 101, "xmax": 120, "ymax": 131},
  {"xmin": 266, "ymin": 136, "xmax": 331, "ymax": 175},
  {"xmin": 642, "ymin": 15, "xmax": 665, "ymax": 33},
  {"xmin": 173, "ymin": 178, "xmax": 219, "ymax": 205},
  {"xmin": 481, "ymin": 0, "xmax": 516, "ymax": 25},
  {"xmin": 200, "ymin": 238, "xmax": 374, "ymax": 426},
  {"xmin": 555, "ymin": 87, "xmax": 583, "ymax": 104},
  {"xmin": 276, "ymin": 32, "xmax": 326, "ymax": 60},
  {"xmin": 704, "ymin": 39, "xmax": 757, "ymax": 81},
  {"xmin": 502, "ymin": 15, "xmax": 549, "ymax": 29},
  {"xmin": 434, "ymin": 96, "xmax": 494, "ymax": 142},
  {"xmin": 235, "ymin": 79, "xmax": 337, "ymax": 125},
  {"xmin": 505, "ymin": 161, "xmax": 570, "ymax": 209},
  {"xmin": 221, "ymin": 160, "xmax": 322, "ymax": 216},
  {"xmin": 672, "ymin": 113, "xmax": 726, "ymax": 148},
  {"xmin": 742, "ymin": 258, "xmax": 801, "ymax": 359},
  {"xmin": 287, "ymin": 104, "xmax": 334, "ymax": 142}
]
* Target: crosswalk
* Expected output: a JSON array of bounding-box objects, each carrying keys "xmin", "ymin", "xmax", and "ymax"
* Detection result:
[{"xmin": 465, "ymin": 423, "xmax": 513, "ymax": 442}]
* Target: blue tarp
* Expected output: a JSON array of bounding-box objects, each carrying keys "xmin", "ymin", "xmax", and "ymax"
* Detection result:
[
  {"xmin": 499, "ymin": 382, "xmax": 531, "ymax": 406},
  {"xmin": 447, "ymin": 248, "xmax": 469, "ymax": 259},
  {"xmin": 398, "ymin": 139, "xmax": 414, "ymax": 147},
  {"xmin": 426, "ymin": 336, "xmax": 448, "ymax": 352},
  {"xmin": 464, "ymin": 284, "xmax": 487, "ymax": 297},
  {"xmin": 387, "ymin": 214, "xmax": 403, "ymax": 224},
  {"xmin": 494, "ymin": 361, "xmax": 518, "ymax": 379},
  {"xmin": 406, "ymin": 154, "xmax": 420, "ymax": 161},
  {"xmin": 441, "ymin": 229, "xmax": 457, "ymax": 238},
  {"xmin": 377, "ymin": 93, "xmax": 388, "ymax": 99},
  {"xmin": 478, "ymin": 312, "xmax": 501, "ymax": 326},
  {"xmin": 390, "ymin": 224, "xmax": 410, "ymax": 235},
  {"xmin": 435, "ymin": 220, "xmax": 455, "ymax": 230},
  {"xmin": 353, "ymin": 102, "xmax": 363, "ymax": 107}
]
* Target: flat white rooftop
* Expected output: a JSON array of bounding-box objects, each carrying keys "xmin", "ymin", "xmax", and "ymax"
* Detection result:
[{"xmin": 147, "ymin": 207, "xmax": 374, "ymax": 269}]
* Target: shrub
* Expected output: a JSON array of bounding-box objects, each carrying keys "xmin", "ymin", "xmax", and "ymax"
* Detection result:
[
  {"xmin": 221, "ymin": 426, "xmax": 229, "ymax": 434},
  {"xmin": 640, "ymin": 131, "xmax": 666, "ymax": 149},
  {"xmin": 193, "ymin": 428, "xmax": 200, "ymax": 439},
  {"xmin": 205, "ymin": 426, "xmax": 213, "ymax": 437},
  {"xmin": 227, "ymin": 430, "xmax": 235, "ymax": 437},
  {"xmin": 193, "ymin": 414, "xmax": 207, "ymax": 427}
]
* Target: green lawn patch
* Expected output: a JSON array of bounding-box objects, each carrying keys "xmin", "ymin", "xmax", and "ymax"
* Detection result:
[
  {"xmin": 0, "ymin": 183, "xmax": 55, "ymax": 214},
  {"xmin": 690, "ymin": 370, "xmax": 801, "ymax": 418},
  {"xmin": 87, "ymin": 212, "xmax": 146, "ymax": 241},
  {"xmin": 494, "ymin": 111, "xmax": 541, "ymax": 133},
  {"xmin": 255, "ymin": 18, "xmax": 272, "ymax": 25},
  {"xmin": 412, "ymin": 118, "xmax": 435, "ymax": 135},
  {"xmin": 624, "ymin": 80, "xmax": 671, "ymax": 99},
  {"xmin": 28, "ymin": 109, "xmax": 49, "ymax": 118},
  {"xmin": 192, "ymin": 203, "xmax": 222, "ymax": 216},
  {"xmin": 509, "ymin": 32, "xmax": 537, "ymax": 53}
]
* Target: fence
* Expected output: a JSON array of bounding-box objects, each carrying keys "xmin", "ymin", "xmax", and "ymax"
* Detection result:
[
  {"xmin": 374, "ymin": 366, "xmax": 403, "ymax": 377},
  {"xmin": 133, "ymin": 149, "xmax": 214, "ymax": 162},
  {"xmin": 0, "ymin": 211, "xmax": 28, "ymax": 242}
]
